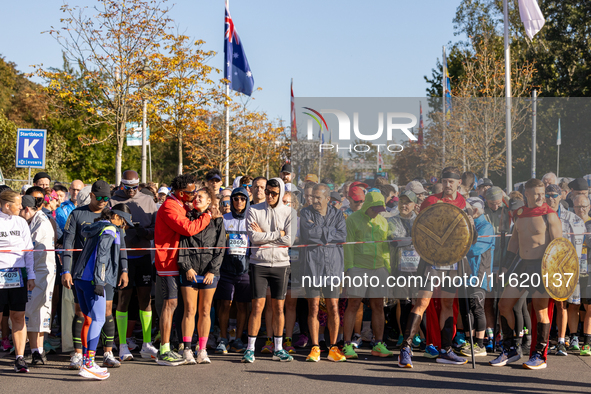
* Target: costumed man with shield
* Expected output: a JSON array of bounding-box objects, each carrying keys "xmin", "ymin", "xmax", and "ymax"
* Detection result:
[
  {"xmin": 398, "ymin": 166, "xmax": 476, "ymax": 368},
  {"xmin": 489, "ymin": 178, "xmax": 577, "ymax": 370}
]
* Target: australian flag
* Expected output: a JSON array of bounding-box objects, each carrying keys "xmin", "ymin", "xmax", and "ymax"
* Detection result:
[{"xmin": 225, "ymin": 5, "xmax": 254, "ymax": 96}]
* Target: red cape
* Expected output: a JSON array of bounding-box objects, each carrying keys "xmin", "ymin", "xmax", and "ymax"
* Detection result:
[
  {"xmin": 420, "ymin": 192, "xmax": 467, "ymax": 211},
  {"xmin": 515, "ymin": 203, "xmax": 557, "ymax": 219}
]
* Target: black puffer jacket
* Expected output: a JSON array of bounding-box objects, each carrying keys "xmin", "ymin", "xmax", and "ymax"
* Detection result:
[{"xmin": 178, "ymin": 211, "xmax": 226, "ymax": 276}]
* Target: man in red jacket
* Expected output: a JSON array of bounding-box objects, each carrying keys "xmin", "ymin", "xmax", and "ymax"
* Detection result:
[{"xmin": 154, "ymin": 174, "xmax": 211, "ymax": 366}]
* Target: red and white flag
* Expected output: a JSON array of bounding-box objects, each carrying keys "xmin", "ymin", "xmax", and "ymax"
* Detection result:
[
  {"xmin": 518, "ymin": 0, "xmax": 545, "ymax": 39},
  {"xmin": 291, "ymin": 79, "xmax": 297, "ymax": 141}
]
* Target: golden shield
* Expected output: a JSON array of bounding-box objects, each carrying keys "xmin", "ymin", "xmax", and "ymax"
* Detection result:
[{"xmin": 542, "ymin": 237, "xmax": 579, "ymax": 301}]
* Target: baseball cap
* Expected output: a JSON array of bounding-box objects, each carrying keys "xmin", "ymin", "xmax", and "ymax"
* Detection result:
[
  {"xmin": 545, "ymin": 184, "xmax": 561, "ymax": 195},
  {"xmin": 157, "ymin": 187, "xmax": 169, "ymax": 195},
  {"xmin": 280, "ymin": 163, "xmax": 293, "ymax": 173},
  {"xmin": 111, "ymin": 209, "xmax": 134, "ymax": 227},
  {"xmin": 569, "ymin": 178, "xmax": 588, "ymax": 191},
  {"xmin": 485, "ymin": 186, "xmax": 503, "ymax": 201},
  {"xmin": 348, "ymin": 186, "xmax": 365, "ymax": 202},
  {"xmin": 406, "ymin": 181, "xmax": 426, "ymax": 194},
  {"xmin": 21, "ymin": 195, "xmax": 37, "ymax": 209},
  {"xmin": 350, "ymin": 181, "xmax": 369, "ymax": 189},
  {"xmin": 467, "ymin": 197, "xmax": 485, "ymax": 212},
  {"xmin": 207, "ymin": 173, "xmax": 222, "ymax": 181},
  {"xmin": 477, "ymin": 178, "xmax": 493, "ymax": 187},
  {"xmin": 91, "ymin": 180, "xmax": 111, "ymax": 198},
  {"xmin": 21, "ymin": 184, "xmax": 32, "ymax": 194},
  {"xmin": 399, "ymin": 190, "xmax": 417, "ymax": 204},
  {"xmin": 304, "ymin": 174, "xmax": 319, "ymax": 183},
  {"xmin": 33, "ymin": 172, "xmax": 51, "ymax": 183},
  {"xmin": 330, "ymin": 191, "xmax": 343, "ymax": 201}
]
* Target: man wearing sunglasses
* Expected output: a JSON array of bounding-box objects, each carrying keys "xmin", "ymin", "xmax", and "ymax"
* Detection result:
[
  {"xmin": 216, "ymin": 187, "xmax": 251, "ymax": 354},
  {"xmin": 109, "ymin": 170, "xmax": 159, "ymax": 361},
  {"xmin": 544, "ymin": 184, "xmax": 585, "ymax": 358},
  {"xmin": 243, "ymin": 178, "xmax": 294, "ymax": 363},
  {"xmin": 62, "ymin": 180, "xmax": 128, "ymax": 369}
]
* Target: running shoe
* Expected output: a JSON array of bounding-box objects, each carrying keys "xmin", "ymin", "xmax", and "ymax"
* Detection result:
[
  {"xmin": 126, "ymin": 337, "xmax": 139, "ymax": 351},
  {"xmin": 216, "ymin": 338, "xmax": 229, "ymax": 354},
  {"xmin": 156, "ymin": 350, "xmax": 186, "ymax": 366},
  {"xmin": 241, "ymin": 349, "xmax": 255, "ymax": 363},
  {"xmin": 294, "ymin": 334, "xmax": 308, "ymax": 348},
  {"xmin": 555, "ymin": 342, "xmax": 568, "ymax": 356},
  {"xmin": 14, "ymin": 356, "xmax": 29, "ymax": 373},
  {"xmin": 119, "ymin": 343, "xmax": 134, "ymax": 361},
  {"xmin": 523, "ymin": 352, "xmax": 547, "ymax": 370},
  {"xmin": 196, "ymin": 349, "xmax": 211, "ymax": 364},
  {"xmin": 423, "ymin": 344, "xmax": 439, "ymax": 359},
  {"xmin": 361, "ymin": 326, "xmax": 373, "ymax": 342},
  {"xmin": 453, "ymin": 332, "xmax": 466, "ymax": 348},
  {"xmin": 569, "ymin": 336, "xmax": 580, "ymax": 351},
  {"xmin": 284, "ymin": 337, "xmax": 296, "ymax": 354},
  {"xmin": 31, "ymin": 350, "xmax": 47, "ymax": 365},
  {"xmin": 79, "ymin": 364, "xmax": 110, "ymax": 380},
  {"xmin": 293, "ymin": 322, "xmax": 301, "ymax": 335},
  {"xmin": 1, "ymin": 337, "xmax": 11, "ymax": 351},
  {"xmin": 328, "ymin": 346, "xmax": 346, "ymax": 362},
  {"xmin": 140, "ymin": 342, "xmax": 158, "ymax": 359},
  {"xmin": 231, "ymin": 338, "xmax": 246, "ymax": 353},
  {"xmin": 412, "ymin": 334, "xmax": 422, "ymax": 348},
  {"xmin": 68, "ymin": 352, "xmax": 83, "ymax": 370},
  {"xmin": 485, "ymin": 340, "xmax": 494, "ymax": 353},
  {"xmin": 184, "ymin": 348, "xmax": 197, "ymax": 365},
  {"xmin": 580, "ymin": 344, "xmax": 591, "ymax": 356},
  {"xmin": 342, "ymin": 343, "xmax": 358, "ymax": 359},
  {"xmin": 489, "ymin": 347, "xmax": 521, "ymax": 367},
  {"xmin": 261, "ymin": 338, "xmax": 274, "ymax": 354},
  {"xmin": 102, "ymin": 351, "xmax": 121, "ymax": 368},
  {"xmin": 398, "ymin": 346, "xmax": 413, "ymax": 368},
  {"xmin": 273, "ymin": 349, "xmax": 293, "ymax": 362},
  {"xmin": 436, "ymin": 348, "xmax": 467, "ymax": 365},
  {"xmin": 371, "ymin": 341, "xmax": 394, "ymax": 358},
  {"xmin": 459, "ymin": 343, "xmax": 487, "ymax": 357},
  {"xmin": 351, "ymin": 333, "xmax": 363, "ymax": 349},
  {"xmin": 306, "ymin": 345, "xmax": 321, "ymax": 362},
  {"xmin": 396, "ymin": 334, "xmax": 404, "ymax": 347}
]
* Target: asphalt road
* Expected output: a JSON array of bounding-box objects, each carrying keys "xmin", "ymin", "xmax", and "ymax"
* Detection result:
[{"xmin": 1, "ymin": 345, "xmax": 590, "ymax": 394}]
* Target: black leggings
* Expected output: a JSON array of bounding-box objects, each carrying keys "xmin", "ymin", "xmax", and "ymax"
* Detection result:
[
  {"xmin": 459, "ymin": 288, "xmax": 486, "ymax": 332},
  {"xmin": 513, "ymin": 293, "xmax": 531, "ymax": 337}
]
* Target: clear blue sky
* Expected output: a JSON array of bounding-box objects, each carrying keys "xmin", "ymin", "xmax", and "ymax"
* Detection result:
[{"xmin": 1, "ymin": 0, "xmax": 463, "ymax": 123}]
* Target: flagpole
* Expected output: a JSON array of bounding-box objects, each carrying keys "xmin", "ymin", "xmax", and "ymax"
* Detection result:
[
  {"xmin": 442, "ymin": 46, "xmax": 446, "ymax": 168},
  {"xmin": 556, "ymin": 118, "xmax": 561, "ymax": 178},
  {"xmin": 503, "ymin": 0, "xmax": 512, "ymax": 191},
  {"xmin": 225, "ymin": 0, "xmax": 230, "ymax": 188},
  {"xmin": 531, "ymin": 89, "xmax": 537, "ymax": 179}
]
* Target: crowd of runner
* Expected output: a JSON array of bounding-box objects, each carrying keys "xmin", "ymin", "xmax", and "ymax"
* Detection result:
[{"xmin": 0, "ymin": 164, "xmax": 590, "ymax": 379}]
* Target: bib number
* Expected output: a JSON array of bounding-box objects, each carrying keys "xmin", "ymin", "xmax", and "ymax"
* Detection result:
[
  {"xmin": 229, "ymin": 233, "xmax": 248, "ymax": 256},
  {"xmin": 289, "ymin": 248, "xmax": 300, "ymax": 262},
  {"xmin": 400, "ymin": 247, "xmax": 420, "ymax": 272},
  {"xmin": 0, "ymin": 268, "xmax": 23, "ymax": 289},
  {"xmin": 581, "ymin": 246, "xmax": 588, "ymax": 275}
]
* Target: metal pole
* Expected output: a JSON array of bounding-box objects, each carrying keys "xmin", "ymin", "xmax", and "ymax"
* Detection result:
[
  {"xmin": 557, "ymin": 145, "xmax": 560, "ymax": 178},
  {"xmin": 442, "ymin": 46, "xmax": 446, "ymax": 168},
  {"xmin": 225, "ymin": 0, "xmax": 230, "ymax": 188},
  {"xmin": 141, "ymin": 97, "xmax": 147, "ymax": 184},
  {"xmin": 531, "ymin": 89, "xmax": 537, "ymax": 179},
  {"xmin": 28, "ymin": 167, "xmax": 31, "ymax": 185},
  {"xmin": 148, "ymin": 142, "xmax": 152, "ymax": 182},
  {"xmin": 503, "ymin": 0, "xmax": 513, "ymax": 192},
  {"xmin": 462, "ymin": 130, "xmax": 466, "ymax": 173}
]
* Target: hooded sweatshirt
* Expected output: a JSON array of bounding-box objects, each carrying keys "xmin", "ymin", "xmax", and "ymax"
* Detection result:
[
  {"xmin": 109, "ymin": 188, "xmax": 158, "ymax": 257},
  {"xmin": 221, "ymin": 187, "xmax": 251, "ymax": 275},
  {"xmin": 247, "ymin": 178, "xmax": 294, "ymax": 268},
  {"xmin": 344, "ymin": 192, "xmax": 390, "ymax": 272}
]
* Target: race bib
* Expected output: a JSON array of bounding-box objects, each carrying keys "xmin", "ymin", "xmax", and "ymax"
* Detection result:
[
  {"xmin": 0, "ymin": 268, "xmax": 23, "ymax": 289},
  {"xmin": 229, "ymin": 233, "xmax": 248, "ymax": 256},
  {"xmin": 400, "ymin": 247, "xmax": 420, "ymax": 272},
  {"xmin": 581, "ymin": 246, "xmax": 588, "ymax": 275},
  {"xmin": 434, "ymin": 262, "xmax": 458, "ymax": 271}
]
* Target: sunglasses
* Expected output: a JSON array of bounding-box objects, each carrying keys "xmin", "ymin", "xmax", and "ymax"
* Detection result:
[
  {"xmin": 353, "ymin": 200, "xmax": 365, "ymax": 204},
  {"xmin": 232, "ymin": 196, "xmax": 247, "ymax": 202},
  {"xmin": 242, "ymin": 184, "xmax": 252, "ymax": 188},
  {"xmin": 181, "ymin": 189, "xmax": 198, "ymax": 195},
  {"xmin": 265, "ymin": 189, "xmax": 280, "ymax": 197},
  {"xmin": 124, "ymin": 185, "xmax": 139, "ymax": 190},
  {"xmin": 96, "ymin": 196, "xmax": 110, "ymax": 202},
  {"xmin": 545, "ymin": 194, "xmax": 559, "ymax": 199},
  {"xmin": 221, "ymin": 201, "xmax": 231, "ymax": 207}
]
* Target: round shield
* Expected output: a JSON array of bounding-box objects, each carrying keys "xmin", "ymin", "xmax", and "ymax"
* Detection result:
[
  {"xmin": 412, "ymin": 202, "xmax": 474, "ymax": 267},
  {"xmin": 542, "ymin": 238, "xmax": 579, "ymax": 301}
]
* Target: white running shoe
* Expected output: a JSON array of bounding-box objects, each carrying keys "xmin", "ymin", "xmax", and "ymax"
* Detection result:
[
  {"xmin": 69, "ymin": 352, "xmax": 83, "ymax": 370},
  {"xmin": 184, "ymin": 348, "xmax": 196, "ymax": 365},
  {"xmin": 140, "ymin": 342, "xmax": 158, "ymax": 359},
  {"xmin": 126, "ymin": 337, "xmax": 139, "ymax": 351},
  {"xmin": 102, "ymin": 351, "xmax": 121, "ymax": 368},
  {"xmin": 119, "ymin": 344, "xmax": 134, "ymax": 361},
  {"xmin": 79, "ymin": 363, "xmax": 110, "ymax": 380},
  {"xmin": 196, "ymin": 349, "xmax": 211, "ymax": 364}
]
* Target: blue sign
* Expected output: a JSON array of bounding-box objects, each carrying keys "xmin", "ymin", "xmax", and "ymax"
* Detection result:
[
  {"xmin": 16, "ymin": 129, "xmax": 47, "ymax": 168},
  {"xmin": 126, "ymin": 122, "xmax": 150, "ymax": 146}
]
